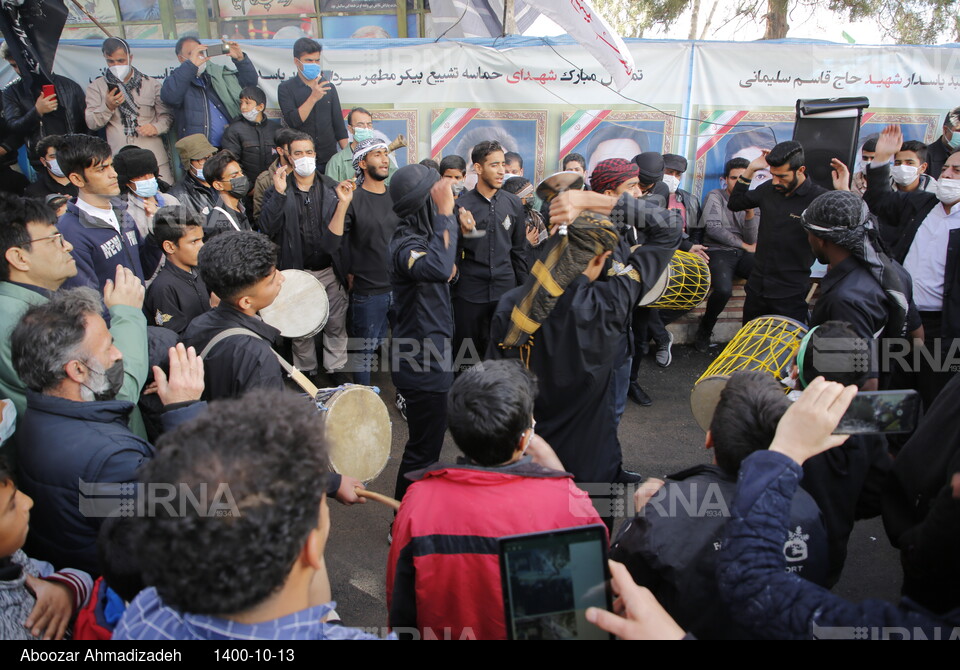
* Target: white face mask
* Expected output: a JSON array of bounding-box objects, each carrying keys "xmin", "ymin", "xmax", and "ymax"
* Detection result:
[
  {"xmin": 47, "ymin": 158, "xmax": 65, "ymax": 178},
  {"xmin": 196, "ymin": 61, "xmax": 207, "ymax": 77},
  {"xmin": 0, "ymin": 398, "xmax": 15, "ymax": 446},
  {"xmin": 241, "ymin": 108, "xmax": 261, "ymax": 122},
  {"xmin": 936, "ymin": 177, "xmax": 960, "ymax": 204},
  {"xmin": 294, "ymin": 156, "xmax": 316, "ymax": 177},
  {"xmin": 662, "ymin": 174, "xmax": 680, "ymax": 194},
  {"xmin": 890, "ymin": 165, "xmax": 919, "ymax": 186},
  {"xmin": 108, "ymin": 64, "xmax": 131, "ymax": 80}
]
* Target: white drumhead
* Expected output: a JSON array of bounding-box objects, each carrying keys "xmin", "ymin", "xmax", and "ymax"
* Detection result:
[
  {"xmin": 638, "ymin": 265, "xmax": 670, "ymax": 306},
  {"xmin": 259, "ymin": 269, "xmax": 329, "ymax": 339},
  {"xmin": 323, "ymin": 386, "xmax": 392, "ymax": 483},
  {"xmin": 690, "ymin": 375, "xmax": 730, "ymax": 433}
]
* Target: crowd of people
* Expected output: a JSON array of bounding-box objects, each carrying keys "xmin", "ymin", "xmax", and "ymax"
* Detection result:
[{"xmin": 0, "ymin": 32, "xmax": 958, "ymax": 640}]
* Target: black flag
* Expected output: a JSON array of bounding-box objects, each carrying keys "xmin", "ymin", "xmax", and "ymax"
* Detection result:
[{"xmin": 0, "ymin": 0, "xmax": 69, "ymax": 91}]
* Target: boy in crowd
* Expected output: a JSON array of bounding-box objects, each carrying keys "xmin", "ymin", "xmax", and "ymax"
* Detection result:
[
  {"xmin": 610, "ymin": 370, "xmax": 829, "ymax": 639},
  {"xmin": 387, "ymin": 360, "xmax": 602, "ymax": 640},
  {"xmin": 203, "ymin": 150, "xmax": 252, "ymax": 237},
  {"xmin": 439, "ymin": 154, "xmax": 467, "ymax": 195},
  {"xmin": 220, "ymin": 85, "xmax": 280, "ymax": 201},
  {"xmin": 143, "ymin": 207, "xmax": 210, "ymax": 335},
  {"xmin": 0, "ymin": 457, "xmax": 93, "ymax": 640},
  {"xmin": 115, "ymin": 392, "xmax": 384, "ymax": 640}
]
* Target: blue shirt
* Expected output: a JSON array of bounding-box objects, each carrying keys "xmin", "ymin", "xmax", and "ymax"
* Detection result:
[
  {"xmin": 196, "ymin": 77, "xmax": 229, "ymax": 147},
  {"xmin": 114, "ymin": 587, "xmax": 389, "ymax": 640}
]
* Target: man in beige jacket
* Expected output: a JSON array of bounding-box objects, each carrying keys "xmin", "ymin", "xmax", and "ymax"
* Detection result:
[{"xmin": 85, "ymin": 37, "xmax": 174, "ymax": 184}]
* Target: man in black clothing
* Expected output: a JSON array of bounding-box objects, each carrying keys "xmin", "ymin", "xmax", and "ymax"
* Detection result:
[
  {"xmin": 259, "ymin": 132, "xmax": 353, "ymax": 382},
  {"xmin": 387, "ymin": 165, "xmax": 468, "ymax": 503},
  {"xmin": 454, "ymin": 140, "xmax": 528, "ymax": 369},
  {"xmin": 277, "ymin": 38, "xmax": 347, "ymax": 172},
  {"xmin": 1, "ymin": 43, "xmax": 87, "ymax": 167},
  {"xmin": 489, "ymin": 189, "xmax": 681, "ymax": 488},
  {"xmin": 169, "ymin": 135, "xmax": 217, "ymax": 219},
  {"xmin": 926, "ymin": 107, "xmax": 960, "ymax": 180},
  {"xmin": 728, "ymin": 140, "xmax": 829, "ymax": 324},
  {"xmin": 24, "ymin": 135, "xmax": 77, "ymax": 199},
  {"xmin": 183, "ymin": 230, "xmax": 284, "ymax": 398},
  {"xmin": 143, "ymin": 208, "xmax": 210, "ymax": 335},
  {"xmin": 344, "ymin": 138, "xmax": 400, "ymax": 385}
]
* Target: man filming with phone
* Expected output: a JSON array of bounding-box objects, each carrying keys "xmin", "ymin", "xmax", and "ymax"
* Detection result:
[
  {"xmin": 1, "ymin": 42, "xmax": 88, "ymax": 168},
  {"xmin": 277, "ymin": 38, "xmax": 348, "ymax": 173},
  {"xmin": 160, "ymin": 37, "xmax": 258, "ymax": 148}
]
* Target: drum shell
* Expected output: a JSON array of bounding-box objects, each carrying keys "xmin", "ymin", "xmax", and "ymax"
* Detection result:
[
  {"xmin": 639, "ymin": 249, "xmax": 711, "ymax": 310},
  {"xmin": 690, "ymin": 315, "xmax": 808, "ymax": 431}
]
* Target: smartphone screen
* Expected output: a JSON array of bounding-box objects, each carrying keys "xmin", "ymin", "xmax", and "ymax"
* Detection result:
[
  {"xmin": 832, "ymin": 389, "xmax": 921, "ymax": 435},
  {"xmin": 500, "ymin": 525, "xmax": 612, "ymax": 640}
]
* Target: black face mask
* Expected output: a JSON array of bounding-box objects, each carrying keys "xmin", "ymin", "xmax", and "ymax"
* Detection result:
[
  {"xmin": 82, "ymin": 359, "xmax": 125, "ymax": 402},
  {"xmin": 227, "ymin": 175, "xmax": 250, "ymax": 199}
]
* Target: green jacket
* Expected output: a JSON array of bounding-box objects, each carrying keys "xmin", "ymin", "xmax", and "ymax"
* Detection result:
[
  {"xmin": 324, "ymin": 143, "xmax": 397, "ymax": 185},
  {"xmin": 0, "ymin": 282, "xmax": 149, "ymax": 446}
]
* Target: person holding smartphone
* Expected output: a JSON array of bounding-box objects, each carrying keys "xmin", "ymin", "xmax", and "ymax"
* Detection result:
[
  {"xmin": 1, "ymin": 42, "xmax": 88, "ymax": 168},
  {"xmin": 160, "ymin": 37, "xmax": 258, "ymax": 148},
  {"xmin": 85, "ymin": 37, "xmax": 174, "ymax": 184}
]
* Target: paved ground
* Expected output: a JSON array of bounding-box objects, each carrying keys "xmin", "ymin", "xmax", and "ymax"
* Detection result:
[{"xmin": 325, "ymin": 342, "xmax": 903, "ymax": 633}]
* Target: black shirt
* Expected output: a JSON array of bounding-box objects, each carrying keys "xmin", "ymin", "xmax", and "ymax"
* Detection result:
[
  {"xmin": 728, "ymin": 176, "xmax": 828, "ymax": 299},
  {"xmin": 455, "ymin": 187, "xmax": 529, "ymax": 304},
  {"xmin": 24, "ymin": 170, "xmax": 77, "ymax": 199},
  {"xmin": 344, "ymin": 188, "xmax": 399, "ymax": 295},
  {"xmin": 926, "ymin": 136, "xmax": 953, "ymax": 180},
  {"xmin": 143, "ymin": 262, "xmax": 211, "ymax": 336},
  {"xmin": 811, "ymin": 256, "xmax": 890, "ymax": 339},
  {"xmin": 277, "ymin": 76, "xmax": 347, "ymax": 168}
]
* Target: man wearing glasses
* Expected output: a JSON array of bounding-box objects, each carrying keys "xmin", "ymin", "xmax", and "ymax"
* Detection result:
[{"xmin": 0, "ymin": 194, "xmax": 149, "ymax": 440}]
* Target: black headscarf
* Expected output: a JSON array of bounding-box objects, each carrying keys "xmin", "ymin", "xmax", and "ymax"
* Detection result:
[{"xmin": 802, "ymin": 190, "xmax": 908, "ymax": 338}]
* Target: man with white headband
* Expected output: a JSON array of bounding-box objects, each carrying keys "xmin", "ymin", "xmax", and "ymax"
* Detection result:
[
  {"xmin": 864, "ymin": 123, "xmax": 960, "ymax": 407},
  {"xmin": 85, "ymin": 37, "xmax": 174, "ymax": 184},
  {"xmin": 343, "ymin": 138, "xmax": 400, "ymax": 385}
]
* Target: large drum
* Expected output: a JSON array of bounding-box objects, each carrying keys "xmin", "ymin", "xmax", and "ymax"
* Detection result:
[
  {"xmin": 259, "ymin": 269, "xmax": 329, "ymax": 339},
  {"xmin": 315, "ymin": 385, "xmax": 392, "ymax": 483},
  {"xmin": 690, "ymin": 315, "xmax": 808, "ymax": 431},
  {"xmin": 639, "ymin": 249, "xmax": 711, "ymax": 311}
]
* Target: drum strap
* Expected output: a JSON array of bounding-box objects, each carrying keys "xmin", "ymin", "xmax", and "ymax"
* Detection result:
[
  {"xmin": 198, "ymin": 327, "xmax": 320, "ymax": 397},
  {"xmin": 213, "ymin": 207, "xmax": 242, "ymax": 232}
]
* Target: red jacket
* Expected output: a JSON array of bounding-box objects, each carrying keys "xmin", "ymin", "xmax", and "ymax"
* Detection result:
[{"xmin": 386, "ymin": 458, "xmax": 604, "ymax": 640}]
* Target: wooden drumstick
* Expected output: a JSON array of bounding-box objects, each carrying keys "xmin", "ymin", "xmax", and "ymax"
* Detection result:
[{"xmin": 355, "ymin": 488, "xmax": 401, "ymax": 510}]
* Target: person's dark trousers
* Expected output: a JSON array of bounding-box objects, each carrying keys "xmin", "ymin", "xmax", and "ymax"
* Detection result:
[
  {"xmin": 611, "ymin": 358, "xmax": 631, "ymax": 426},
  {"xmin": 348, "ymin": 291, "xmax": 393, "ymax": 386},
  {"xmin": 741, "ymin": 285, "xmax": 809, "ymax": 325},
  {"xmin": 915, "ymin": 311, "xmax": 958, "ymax": 410},
  {"xmin": 452, "ymin": 297, "xmax": 495, "ymax": 372},
  {"xmin": 700, "ymin": 249, "xmax": 755, "ymax": 336},
  {"xmin": 394, "ymin": 387, "xmax": 448, "ymax": 502}
]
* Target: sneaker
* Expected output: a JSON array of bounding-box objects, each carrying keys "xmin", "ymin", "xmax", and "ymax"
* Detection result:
[
  {"xmin": 627, "ymin": 381, "xmax": 652, "ymax": 406},
  {"xmin": 395, "ymin": 392, "xmax": 407, "ymax": 422},
  {"xmin": 616, "ymin": 468, "xmax": 645, "ymax": 484},
  {"xmin": 656, "ymin": 332, "xmax": 674, "ymax": 368},
  {"xmin": 693, "ymin": 329, "xmax": 711, "ymax": 354}
]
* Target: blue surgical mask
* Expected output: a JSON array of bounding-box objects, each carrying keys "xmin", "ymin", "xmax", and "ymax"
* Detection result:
[
  {"xmin": 948, "ymin": 132, "xmax": 960, "ymax": 151},
  {"xmin": 353, "ymin": 127, "xmax": 374, "ymax": 143},
  {"xmin": 300, "ymin": 62, "xmax": 322, "ymax": 80},
  {"xmin": 133, "ymin": 177, "xmax": 159, "ymax": 198},
  {"xmin": 195, "ymin": 166, "xmax": 206, "ymax": 181}
]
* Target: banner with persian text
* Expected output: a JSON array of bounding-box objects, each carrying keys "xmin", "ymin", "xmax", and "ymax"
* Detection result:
[{"xmin": 1, "ymin": 35, "xmax": 956, "ymax": 197}]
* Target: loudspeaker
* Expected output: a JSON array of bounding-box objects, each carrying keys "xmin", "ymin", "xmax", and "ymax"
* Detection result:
[{"xmin": 792, "ymin": 97, "xmax": 870, "ymax": 190}]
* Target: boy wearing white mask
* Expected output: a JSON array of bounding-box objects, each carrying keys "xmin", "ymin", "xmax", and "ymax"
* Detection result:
[
  {"xmin": 220, "ymin": 86, "xmax": 280, "ymax": 201},
  {"xmin": 277, "ymin": 38, "xmax": 348, "ymax": 173},
  {"xmin": 663, "ymin": 153, "xmax": 706, "ymax": 260},
  {"xmin": 86, "ymin": 38, "xmax": 174, "ymax": 184},
  {"xmin": 892, "ymin": 141, "xmax": 938, "ymax": 194}
]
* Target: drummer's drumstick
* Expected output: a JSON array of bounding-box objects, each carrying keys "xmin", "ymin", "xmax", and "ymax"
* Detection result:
[{"xmin": 355, "ymin": 488, "xmax": 401, "ymax": 510}]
